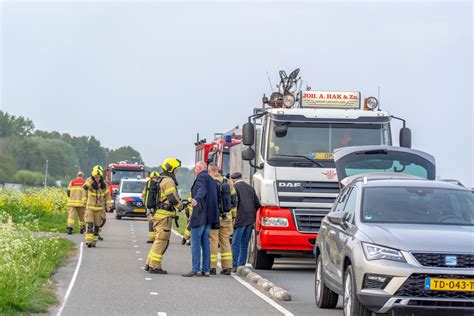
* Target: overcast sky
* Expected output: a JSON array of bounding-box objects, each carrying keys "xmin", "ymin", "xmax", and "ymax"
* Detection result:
[{"xmin": 1, "ymin": 1, "xmax": 473, "ymax": 186}]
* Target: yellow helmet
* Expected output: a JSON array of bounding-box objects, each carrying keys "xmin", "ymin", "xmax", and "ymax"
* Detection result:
[
  {"xmin": 149, "ymin": 171, "xmax": 160, "ymax": 178},
  {"xmin": 91, "ymin": 166, "xmax": 104, "ymax": 177},
  {"xmin": 161, "ymin": 158, "xmax": 181, "ymax": 173}
]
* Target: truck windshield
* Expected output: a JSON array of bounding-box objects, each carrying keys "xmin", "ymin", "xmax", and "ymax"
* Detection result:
[
  {"xmin": 362, "ymin": 187, "xmax": 474, "ymax": 226},
  {"xmin": 267, "ymin": 122, "xmax": 390, "ymax": 166},
  {"xmin": 111, "ymin": 169, "xmax": 145, "ymax": 183}
]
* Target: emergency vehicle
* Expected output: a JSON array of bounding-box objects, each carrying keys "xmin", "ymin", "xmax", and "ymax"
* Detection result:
[
  {"xmin": 233, "ymin": 69, "xmax": 412, "ymax": 269},
  {"xmin": 105, "ymin": 162, "xmax": 146, "ymax": 211},
  {"xmin": 194, "ymin": 130, "xmax": 241, "ymax": 177}
]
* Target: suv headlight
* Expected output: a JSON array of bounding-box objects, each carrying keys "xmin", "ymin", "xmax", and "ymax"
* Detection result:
[
  {"xmin": 118, "ymin": 198, "xmax": 127, "ymax": 205},
  {"xmin": 262, "ymin": 217, "xmax": 289, "ymax": 227},
  {"xmin": 362, "ymin": 242, "xmax": 406, "ymax": 262}
]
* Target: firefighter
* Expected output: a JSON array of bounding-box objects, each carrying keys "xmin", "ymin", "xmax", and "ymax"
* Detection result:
[
  {"xmin": 142, "ymin": 171, "xmax": 160, "ymax": 243},
  {"xmin": 181, "ymin": 196, "xmax": 192, "ymax": 245},
  {"xmin": 83, "ymin": 166, "xmax": 112, "ymax": 248},
  {"xmin": 66, "ymin": 171, "xmax": 86, "ymax": 235},
  {"xmin": 145, "ymin": 158, "xmax": 184, "ymax": 274},
  {"xmin": 208, "ymin": 163, "xmax": 237, "ymax": 275}
]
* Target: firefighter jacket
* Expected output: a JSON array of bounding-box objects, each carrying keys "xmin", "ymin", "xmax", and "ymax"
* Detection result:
[
  {"xmin": 67, "ymin": 177, "xmax": 86, "ymax": 207},
  {"xmin": 82, "ymin": 177, "xmax": 112, "ymax": 212},
  {"xmin": 153, "ymin": 174, "xmax": 183, "ymax": 219}
]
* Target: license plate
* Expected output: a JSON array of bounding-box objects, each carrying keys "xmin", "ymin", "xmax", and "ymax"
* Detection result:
[
  {"xmin": 425, "ymin": 278, "xmax": 474, "ymax": 291},
  {"xmin": 134, "ymin": 208, "xmax": 145, "ymax": 213},
  {"xmin": 313, "ymin": 152, "xmax": 334, "ymax": 160}
]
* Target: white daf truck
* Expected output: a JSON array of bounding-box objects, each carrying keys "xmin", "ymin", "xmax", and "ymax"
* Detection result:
[{"xmin": 235, "ymin": 69, "xmax": 412, "ymax": 269}]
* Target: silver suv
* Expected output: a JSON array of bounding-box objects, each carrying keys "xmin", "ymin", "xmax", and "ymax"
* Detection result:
[{"xmin": 314, "ymin": 146, "xmax": 474, "ymax": 315}]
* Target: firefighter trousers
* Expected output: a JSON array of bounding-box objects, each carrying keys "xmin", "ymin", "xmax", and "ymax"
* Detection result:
[
  {"xmin": 147, "ymin": 215, "xmax": 156, "ymax": 241},
  {"xmin": 85, "ymin": 209, "xmax": 102, "ymax": 245},
  {"xmin": 67, "ymin": 207, "xmax": 85, "ymax": 229},
  {"xmin": 147, "ymin": 215, "xmax": 173, "ymax": 269},
  {"xmin": 210, "ymin": 218, "xmax": 233, "ymax": 269}
]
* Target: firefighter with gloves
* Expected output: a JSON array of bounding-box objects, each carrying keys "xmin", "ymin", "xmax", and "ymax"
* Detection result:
[
  {"xmin": 83, "ymin": 166, "xmax": 112, "ymax": 248},
  {"xmin": 145, "ymin": 158, "xmax": 185, "ymax": 274},
  {"xmin": 142, "ymin": 171, "xmax": 160, "ymax": 243},
  {"xmin": 208, "ymin": 163, "xmax": 236, "ymax": 275}
]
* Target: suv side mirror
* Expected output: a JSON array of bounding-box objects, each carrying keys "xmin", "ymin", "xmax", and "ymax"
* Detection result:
[
  {"xmin": 242, "ymin": 147, "xmax": 256, "ymax": 161},
  {"xmin": 242, "ymin": 122, "xmax": 255, "ymax": 146},
  {"xmin": 327, "ymin": 211, "xmax": 348, "ymax": 228},
  {"xmin": 399, "ymin": 127, "xmax": 412, "ymax": 148}
]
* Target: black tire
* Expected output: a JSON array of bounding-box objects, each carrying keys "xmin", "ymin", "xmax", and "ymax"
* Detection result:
[
  {"xmin": 115, "ymin": 214, "xmax": 122, "ymax": 220},
  {"xmin": 315, "ymin": 255, "xmax": 338, "ymax": 308},
  {"xmin": 343, "ymin": 265, "xmax": 371, "ymax": 316},
  {"xmin": 248, "ymin": 229, "xmax": 274, "ymax": 270}
]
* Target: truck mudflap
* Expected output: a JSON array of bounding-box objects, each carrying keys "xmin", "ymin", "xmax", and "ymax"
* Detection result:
[{"xmin": 256, "ymin": 206, "xmax": 317, "ymax": 252}]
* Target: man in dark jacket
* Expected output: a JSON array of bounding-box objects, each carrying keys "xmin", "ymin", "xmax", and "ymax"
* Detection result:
[
  {"xmin": 182, "ymin": 161, "xmax": 219, "ymax": 277},
  {"xmin": 231, "ymin": 172, "xmax": 261, "ymax": 272}
]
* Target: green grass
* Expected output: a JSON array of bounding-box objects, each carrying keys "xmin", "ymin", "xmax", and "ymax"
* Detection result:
[{"xmin": 0, "ymin": 238, "xmax": 74, "ymax": 315}]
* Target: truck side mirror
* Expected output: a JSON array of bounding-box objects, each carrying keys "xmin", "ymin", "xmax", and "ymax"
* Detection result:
[
  {"xmin": 399, "ymin": 127, "xmax": 412, "ymax": 148},
  {"xmin": 242, "ymin": 147, "xmax": 256, "ymax": 161},
  {"xmin": 242, "ymin": 122, "xmax": 255, "ymax": 146}
]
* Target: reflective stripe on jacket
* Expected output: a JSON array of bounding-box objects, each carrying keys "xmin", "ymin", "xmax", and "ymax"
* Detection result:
[{"xmin": 67, "ymin": 177, "xmax": 85, "ymax": 207}]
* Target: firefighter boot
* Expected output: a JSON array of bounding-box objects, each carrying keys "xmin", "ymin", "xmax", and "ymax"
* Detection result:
[
  {"xmin": 220, "ymin": 268, "xmax": 232, "ymax": 275},
  {"xmin": 67, "ymin": 227, "xmax": 73, "ymax": 235},
  {"xmin": 149, "ymin": 268, "xmax": 167, "ymax": 274},
  {"xmin": 80, "ymin": 227, "xmax": 85, "ymax": 234},
  {"xmin": 210, "ymin": 268, "xmax": 217, "ymax": 275}
]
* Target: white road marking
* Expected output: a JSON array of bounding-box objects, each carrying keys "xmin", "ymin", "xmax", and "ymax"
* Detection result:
[
  {"xmin": 133, "ymin": 245, "xmax": 138, "ymax": 248},
  {"xmin": 138, "ymin": 258, "xmax": 144, "ymax": 261},
  {"xmin": 145, "ymin": 278, "xmax": 152, "ymax": 281},
  {"xmin": 133, "ymin": 240, "xmax": 137, "ymax": 243},
  {"xmin": 232, "ymin": 275, "xmax": 294, "ymax": 316},
  {"xmin": 157, "ymin": 313, "xmax": 167, "ymax": 316},
  {"xmin": 150, "ymin": 292, "xmax": 158, "ymax": 295},
  {"xmin": 57, "ymin": 242, "xmax": 84, "ymax": 316},
  {"xmin": 171, "ymin": 229, "xmax": 182, "ymax": 237},
  {"xmin": 136, "ymin": 251, "xmax": 141, "ymax": 254}
]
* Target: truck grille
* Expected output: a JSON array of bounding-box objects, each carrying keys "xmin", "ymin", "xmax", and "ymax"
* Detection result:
[
  {"xmin": 277, "ymin": 181, "xmax": 339, "ymax": 208},
  {"xmin": 395, "ymin": 274, "xmax": 474, "ymax": 299},
  {"xmin": 412, "ymin": 253, "xmax": 474, "ymax": 269},
  {"xmin": 292, "ymin": 209, "xmax": 329, "ymax": 233}
]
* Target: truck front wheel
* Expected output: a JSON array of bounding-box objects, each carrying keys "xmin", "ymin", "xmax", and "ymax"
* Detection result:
[{"xmin": 248, "ymin": 229, "xmax": 274, "ymax": 270}]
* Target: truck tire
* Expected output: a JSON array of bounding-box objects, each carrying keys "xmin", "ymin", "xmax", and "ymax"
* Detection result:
[
  {"xmin": 248, "ymin": 229, "xmax": 274, "ymax": 270},
  {"xmin": 115, "ymin": 214, "xmax": 122, "ymax": 220},
  {"xmin": 343, "ymin": 265, "xmax": 371, "ymax": 316},
  {"xmin": 315, "ymin": 255, "xmax": 338, "ymax": 308}
]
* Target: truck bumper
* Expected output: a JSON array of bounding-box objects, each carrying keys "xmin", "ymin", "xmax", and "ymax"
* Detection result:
[{"xmin": 258, "ymin": 229, "xmax": 316, "ymax": 253}]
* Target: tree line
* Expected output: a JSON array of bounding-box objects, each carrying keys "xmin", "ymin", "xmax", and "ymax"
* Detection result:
[{"xmin": 0, "ymin": 111, "xmax": 147, "ymax": 186}]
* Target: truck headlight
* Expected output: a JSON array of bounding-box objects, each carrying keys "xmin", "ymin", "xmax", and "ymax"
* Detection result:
[
  {"xmin": 283, "ymin": 94, "xmax": 295, "ymax": 108},
  {"xmin": 362, "ymin": 242, "xmax": 406, "ymax": 262},
  {"xmin": 119, "ymin": 198, "xmax": 127, "ymax": 206},
  {"xmin": 262, "ymin": 217, "xmax": 289, "ymax": 227},
  {"xmin": 365, "ymin": 96, "xmax": 379, "ymax": 110}
]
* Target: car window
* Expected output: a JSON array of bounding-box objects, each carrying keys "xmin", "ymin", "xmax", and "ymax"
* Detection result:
[
  {"xmin": 334, "ymin": 187, "xmax": 351, "ymax": 212},
  {"xmin": 343, "ymin": 187, "xmax": 358, "ymax": 223}
]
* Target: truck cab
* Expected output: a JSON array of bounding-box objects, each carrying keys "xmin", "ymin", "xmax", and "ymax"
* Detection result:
[{"xmin": 238, "ymin": 69, "xmax": 411, "ymax": 269}]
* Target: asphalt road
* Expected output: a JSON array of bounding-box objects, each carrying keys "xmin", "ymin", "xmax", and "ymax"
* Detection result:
[{"xmin": 51, "ymin": 214, "xmax": 314, "ymax": 316}]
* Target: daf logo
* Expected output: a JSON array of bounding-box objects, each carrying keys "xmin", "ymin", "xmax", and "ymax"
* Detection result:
[
  {"xmin": 278, "ymin": 182, "xmax": 301, "ymax": 188},
  {"xmin": 445, "ymin": 255, "xmax": 457, "ymax": 266}
]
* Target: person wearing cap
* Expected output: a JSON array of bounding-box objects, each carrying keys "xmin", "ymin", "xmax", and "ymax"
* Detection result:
[
  {"xmin": 66, "ymin": 171, "xmax": 86, "ymax": 235},
  {"xmin": 230, "ymin": 172, "xmax": 260, "ymax": 272},
  {"xmin": 82, "ymin": 166, "xmax": 112, "ymax": 248}
]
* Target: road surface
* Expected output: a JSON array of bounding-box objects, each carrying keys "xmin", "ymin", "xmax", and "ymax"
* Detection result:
[{"xmin": 51, "ymin": 213, "xmax": 341, "ymax": 316}]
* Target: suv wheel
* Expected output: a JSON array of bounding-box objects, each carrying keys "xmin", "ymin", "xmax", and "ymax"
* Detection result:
[
  {"xmin": 343, "ymin": 265, "xmax": 371, "ymax": 316},
  {"xmin": 248, "ymin": 229, "xmax": 274, "ymax": 270},
  {"xmin": 315, "ymin": 255, "xmax": 338, "ymax": 308},
  {"xmin": 115, "ymin": 214, "xmax": 122, "ymax": 220}
]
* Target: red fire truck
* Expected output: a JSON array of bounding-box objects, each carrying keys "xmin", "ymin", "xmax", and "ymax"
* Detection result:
[
  {"xmin": 105, "ymin": 162, "xmax": 146, "ymax": 211},
  {"xmin": 194, "ymin": 130, "xmax": 241, "ymax": 177}
]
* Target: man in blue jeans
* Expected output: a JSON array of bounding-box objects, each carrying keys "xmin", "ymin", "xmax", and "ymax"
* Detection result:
[
  {"xmin": 182, "ymin": 161, "xmax": 219, "ymax": 277},
  {"xmin": 231, "ymin": 172, "xmax": 261, "ymax": 271}
]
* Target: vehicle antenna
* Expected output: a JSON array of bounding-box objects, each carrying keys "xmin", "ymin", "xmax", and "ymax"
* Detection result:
[
  {"xmin": 266, "ymin": 72, "xmax": 274, "ymax": 92},
  {"xmin": 378, "ymin": 85, "xmax": 382, "ymax": 111}
]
